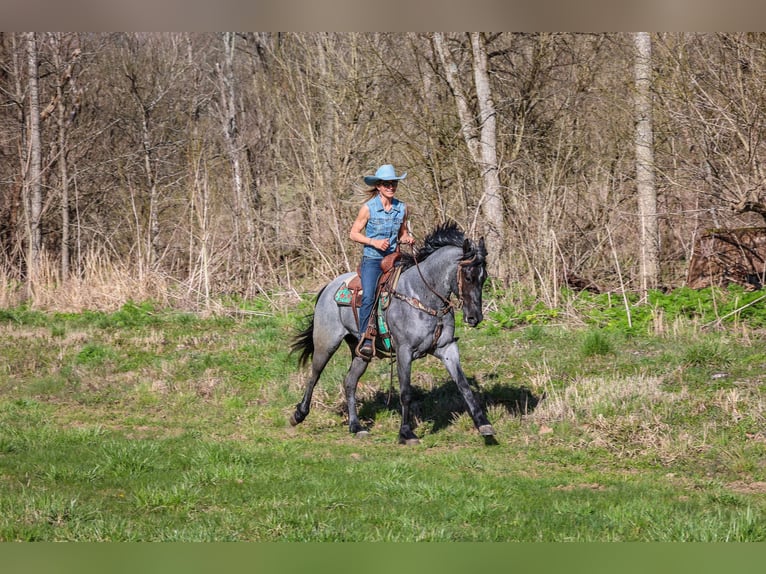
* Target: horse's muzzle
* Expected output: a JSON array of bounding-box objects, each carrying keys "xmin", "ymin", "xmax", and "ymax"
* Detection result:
[{"xmin": 464, "ymin": 312, "xmax": 482, "ymax": 327}]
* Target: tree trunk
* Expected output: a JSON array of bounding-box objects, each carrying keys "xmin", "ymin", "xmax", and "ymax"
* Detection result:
[
  {"xmin": 218, "ymin": 32, "xmax": 253, "ymax": 281},
  {"xmin": 433, "ymin": 32, "xmax": 506, "ymax": 279},
  {"xmin": 26, "ymin": 32, "xmax": 43, "ymax": 293},
  {"xmin": 470, "ymin": 32, "xmax": 506, "ymax": 277},
  {"xmin": 634, "ymin": 32, "xmax": 659, "ymax": 294},
  {"xmin": 49, "ymin": 34, "xmax": 80, "ymax": 281},
  {"xmin": 140, "ymin": 108, "xmax": 159, "ymax": 270}
]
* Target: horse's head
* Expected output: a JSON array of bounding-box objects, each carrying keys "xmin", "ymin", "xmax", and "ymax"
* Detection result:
[{"xmin": 458, "ymin": 237, "xmax": 488, "ymax": 327}]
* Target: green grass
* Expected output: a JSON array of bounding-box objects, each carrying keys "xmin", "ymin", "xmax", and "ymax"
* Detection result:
[{"xmin": 1, "ymin": 292, "xmax": 766, "ymax": 540}]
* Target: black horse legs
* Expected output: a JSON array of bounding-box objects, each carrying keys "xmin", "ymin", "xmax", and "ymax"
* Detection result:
[{"xmin": 289, "ymin": 373, "xmax": 315, "ymax": 426}]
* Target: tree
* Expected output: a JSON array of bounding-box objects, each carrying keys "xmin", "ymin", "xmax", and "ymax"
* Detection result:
[
  {"xmin": 117, "ymin": 33, "xmax": 191, "ymax": 276},
  {"xmin": 25, "ymin": 32, "xmax": 43, "ymax": 294},
  {"xmin": 45, "ymin": 32, "xmax": 82, "ymax": 281},
  {"xmin": 433, "ymin": 32, "xmax": 506, "ymax": 279},
  {"xmin": 634, "ymin": 32, "xmax": 659, "ymax": 293},
  {"xmin": 216, "ymin": 32, "xmax": 253, "ymax": 276},
  {"xmin": 0, "ymin": 33, "xmax": 27, "ymax": 270},
  {"xmin": 8, "ymin": 32, "xmax": 766, "ymax": 310}
]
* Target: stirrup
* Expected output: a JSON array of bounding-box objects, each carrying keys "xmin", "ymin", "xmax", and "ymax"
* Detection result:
[{"xmin": 356, "ymin": 338, "xmax": 374, "ymax": 360}]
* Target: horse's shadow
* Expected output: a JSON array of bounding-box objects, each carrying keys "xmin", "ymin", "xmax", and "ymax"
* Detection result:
[{"xmin": 351, "ymin": 375, "xmax": 543, "ymax": 436}]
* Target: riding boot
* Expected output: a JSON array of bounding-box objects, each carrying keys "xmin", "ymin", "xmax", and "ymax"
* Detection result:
[
  {"xmin": 355, "ymin": 322, "xmax": 377, "ymax": 360},
  {"xmin": 356, "ymin": 338, "xmax": 374, "ymax": 360}
]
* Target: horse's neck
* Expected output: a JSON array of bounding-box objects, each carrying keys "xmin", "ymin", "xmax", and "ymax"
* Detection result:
[{"xmin": 403, "ymin": 247, "xmax": 459, "ymax": 301}]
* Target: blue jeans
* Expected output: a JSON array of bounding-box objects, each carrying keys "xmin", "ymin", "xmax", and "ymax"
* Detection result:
[{"xmin": 358, "ymin": 256, "xmax": 383, "ymax": 339}]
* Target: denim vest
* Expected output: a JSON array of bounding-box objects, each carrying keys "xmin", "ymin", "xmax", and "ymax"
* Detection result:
[{"xmin": 363, "ymin": 195, "xmax": 406, "ymax": 260}]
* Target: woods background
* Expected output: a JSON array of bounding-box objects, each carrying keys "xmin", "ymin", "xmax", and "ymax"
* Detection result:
[{"xmin": 2, "ymin": 32, "xmax": 766, "ymax": 311}]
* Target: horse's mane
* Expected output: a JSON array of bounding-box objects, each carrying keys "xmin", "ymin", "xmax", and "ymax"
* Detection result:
[{"xmin": 399, "ymin": 221, "xmax": 479, "ymax": 269}]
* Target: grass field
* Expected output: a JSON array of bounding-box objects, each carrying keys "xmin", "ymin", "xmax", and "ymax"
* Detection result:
[{"xmin": 1, "ymin": 289, "xmax": 765, "ymax": 541}]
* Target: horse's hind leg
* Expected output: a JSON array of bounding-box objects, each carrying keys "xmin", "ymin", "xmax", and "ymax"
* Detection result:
[
  {"xmin": 343, "ymin": 352, "xmax": 371, "ymax": 435},
  {"xmin": 290, "ymin": 341, "xmax": 340, "ymax": 426}
]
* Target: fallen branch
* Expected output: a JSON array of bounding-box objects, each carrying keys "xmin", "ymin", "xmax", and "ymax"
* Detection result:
[{"xmin": 701, "ymin": 292, "xmax": 766, "ymax": 329}]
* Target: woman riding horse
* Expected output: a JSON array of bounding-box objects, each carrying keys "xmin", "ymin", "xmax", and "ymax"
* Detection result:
[
  {"xmin": 291, "ymin": 221, "xmax": 495, "ymax": 445},
  {"xmin": 348, "ymin": 164, "xmax": 415, "ymax": 359}
]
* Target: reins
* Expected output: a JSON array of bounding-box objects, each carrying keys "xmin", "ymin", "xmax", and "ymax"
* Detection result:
[
  {"xmin": 389, "ymin": 246, "xmax": 476, "ymax": 352},
  {"xmin": 412, "ymin": 252, "xmax": 455, "ymax": 310},
  {"xmin": 382, "ymin": 241, "xmax": 479, "ymax": 405},
  {"xmin": 394, "ymin": 247, "xmax": 475, "ymax": 315}
]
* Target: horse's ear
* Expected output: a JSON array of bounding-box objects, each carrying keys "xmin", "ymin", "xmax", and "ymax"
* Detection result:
[
  {"xmin": 462, "ymin": 238, "xmax": 471, "ymax": 254},
  {"xmin": 476, "ymin": 237, "xmax": 487, "ymax": 260}
]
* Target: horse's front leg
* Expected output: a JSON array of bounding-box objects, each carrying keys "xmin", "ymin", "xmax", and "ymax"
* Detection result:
[
  {"xmin": 396, "ymin": 349, "xmax": 420, "ymax": 445},
  {"xmin": 344, "ymin": 356, "xmax": 371, "ymax": 436},
  {"xmin": 433, "ymin": 341, "xmax": 495, "ymax": 438}
]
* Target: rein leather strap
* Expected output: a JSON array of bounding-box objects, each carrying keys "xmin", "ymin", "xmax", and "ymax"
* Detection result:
[{"xmin": 390, "ymin": 252, "xmax": 477, "ymax": 350}]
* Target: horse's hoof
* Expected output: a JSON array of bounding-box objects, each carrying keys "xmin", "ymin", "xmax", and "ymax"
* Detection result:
[
  {"xmin": 355, "ymin": 430, "xmax": 370, "ymax": 439},
  {"xmin": 289, "ymin": 413, "xmax": 302, "ymax": 427},
  {"xmin": 399, "ymin": 437, "xmax": 421, "ymax": 446},
  {"xmin": 478, "ymin": 424, "xmax": 495, "ymax": 436}
]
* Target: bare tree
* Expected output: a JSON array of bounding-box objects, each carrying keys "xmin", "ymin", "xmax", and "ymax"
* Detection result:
[
  {"xmin": 433, "ymin": 32, "xmax": 506, "ymax": 279},
  {"xmin": 25, "ymin": 32, "xmax": 42, "ymax": 293},
  {"xmin": 658, "ymin": 34, "xmax": 766, "ymax": 223},
  {"xmin": 45, "ymin": 32, "xmax": 82, "ymax": 281},
  {"xmin": 268, "ymin": 33, "xmax": 382, "ymax": 278},
  {"xmin": 634, "ymin": 32, "xmax": 659, "ymax": 293},
  {"xmin": 10, "ymin": 32, "xmax": 766, "ymax": 310},
  {"xmin": 117, "ymin": 33, "xmax": 190, "ymax": 276},
  {"xmin": 216, "ymin": 32, "xmax": 253, "ymax": 275},
  {"xmin": 0, "ymin": 33, "xmax": 28, "ymax": 270}
]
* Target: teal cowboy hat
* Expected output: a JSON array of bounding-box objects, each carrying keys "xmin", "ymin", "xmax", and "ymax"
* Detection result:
[{"xmin": 363, "ymin": 164, "xmax": 407, "ymax": 186}]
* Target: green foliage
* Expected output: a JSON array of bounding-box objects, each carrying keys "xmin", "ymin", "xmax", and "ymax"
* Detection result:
[
  {"xmin": 489, "ymin": 299, "xmax": 560, "ymax": 329},
  {"xmin": 0, "ymin": 306, "xmax": 49, "ymax": 327},
  {"xmin": 522, "ymin": 324, "xmax": 546, "ymax": 342},
  {"xmin": 489, "ymin": 286, "xmax": 766, "ymax": 334},
  {"xmin": 105, "ymin": 301, "xmax": 161, "ymax": 329},
  {"xmin": 683, "ymin": 339, "xmax": 733, "ymax": 369},
  {"xmin": 581, "ymin": 329, "xmax": 614, "ymax": 357},
  {"xmin": 75, "ymin": 343, "xmax": 116, "ymax": 366}
]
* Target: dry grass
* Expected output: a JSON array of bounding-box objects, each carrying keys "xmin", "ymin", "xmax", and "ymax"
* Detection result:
[
  {"xmin": 528, "ymin": 372, "xmax": 713, "ymax": 464},
  {"xmin": 1, "ymin": 249, "xmax": 309, "ymax": 315},
  {"xmin": 2, "ymin": 251, "xmax": 193, "ymax": 313},
  {"xmin": 527, "ymin": 365, "xmax": 766, "ymax": 466},
  {"xmin": 531, "ymin": 373, "xmax": 686, "ymax": 424},
  {"xmin": 712, "ymin": 386, "xmax": 766, "ymax": 423}
]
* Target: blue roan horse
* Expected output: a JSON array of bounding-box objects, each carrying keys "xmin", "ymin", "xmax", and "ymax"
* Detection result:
[{"xmin": 290, "ymin": 222, "xmax": 496, "ymax": 445}]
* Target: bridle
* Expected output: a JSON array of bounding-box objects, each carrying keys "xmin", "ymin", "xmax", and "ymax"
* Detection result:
[
  {"xmin": 455, "ymin": 255, "xmax": 480, "ymax": 310},
  {"xmin": 390, "ymin": 248, "xmax": 481, "ymax": 349}
]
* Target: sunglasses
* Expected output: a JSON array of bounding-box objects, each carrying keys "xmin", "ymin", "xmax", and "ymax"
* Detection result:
[{"xmin": 379, "ymin": 181, "xmax": 398, "ymax": 188}]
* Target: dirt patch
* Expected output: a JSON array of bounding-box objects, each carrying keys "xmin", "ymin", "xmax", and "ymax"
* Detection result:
[{"xmin": 727, "ymin": 481, "xmax": 766, "ymax": 495}]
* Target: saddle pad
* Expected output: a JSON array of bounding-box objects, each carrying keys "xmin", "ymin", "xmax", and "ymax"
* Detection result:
[
  {"xmin": 333, "ymin": 283, "xmax": 391, "ymax": 309},
  {"xmin": 333, "ymin": 280, "xmax": 393, "ymax": 353},
  {"xmin": 334, "ymin": 283, "xmax": 356, "ymax": 306},
  {"xmin": 377, "ymin": 297, "xmax": 392, "ymax": 351}
]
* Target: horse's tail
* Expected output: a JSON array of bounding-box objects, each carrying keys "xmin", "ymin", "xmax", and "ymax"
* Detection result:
[
  {"xmin": 291, "ymin": 312, "xmax": 315, "ymax": 368},
  {"xmin": 290, "ymin": 285, "xmax": 326, "ymax": 368}
]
